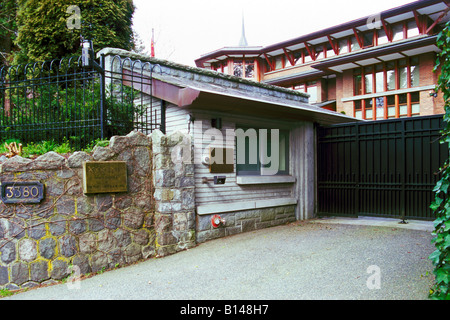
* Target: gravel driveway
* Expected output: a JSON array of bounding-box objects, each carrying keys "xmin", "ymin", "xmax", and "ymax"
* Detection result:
[{"xmin": 2, "ymin": 218, "xmax": 436, "ymax": 301}]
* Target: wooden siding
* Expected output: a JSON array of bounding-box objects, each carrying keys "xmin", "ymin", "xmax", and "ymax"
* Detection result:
[{"xmin": 165, "ymin": 103, "xmax": 300, "ymax": 207}]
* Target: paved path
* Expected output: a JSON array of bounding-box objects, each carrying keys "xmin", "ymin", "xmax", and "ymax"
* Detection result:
[{"xmin": 2, "ymin": 217, "xmax": 436, "ymax": 301}]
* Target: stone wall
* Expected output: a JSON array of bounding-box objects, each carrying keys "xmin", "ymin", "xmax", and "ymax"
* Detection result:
[
  {"xmin": 151, "ymin": 130, "xmax": 196, "ymax": 256},
  {"xmin": 196, "ymin": 206, "xmax": 296, "ymax": 243},
  {"xmin": 0, "ymin": 130, "xmax": 195, "ymax": 290}
]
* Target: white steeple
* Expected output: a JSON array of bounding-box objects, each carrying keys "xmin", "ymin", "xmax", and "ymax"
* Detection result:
[{"xmin": 238, "ymin": 13, "xmax": 248, "ymax": 47}]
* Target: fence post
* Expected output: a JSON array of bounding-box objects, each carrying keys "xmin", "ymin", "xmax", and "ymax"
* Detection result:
[
  {"xmin": 160, "ymin": 100, "xmax": 166, "ymax": 134},
  {"xmin": 354, "ymin": 123, "xmax": 360, "ymax": 217},
  {"xmin": 99, "ymin": 54, "xmax": 106, "ymax": 140},
  {"xmin": 400, "ymin": 119, "xmax": 407, "ymax": 224}
]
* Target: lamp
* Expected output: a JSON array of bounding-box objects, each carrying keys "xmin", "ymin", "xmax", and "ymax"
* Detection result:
[
  {"xmin": 81, "ymin": 40, "xmax": 103, "ymax": 73},
  {"xmin": 202, "ymin": 176, "xmax": 226, "ymax": 185}
]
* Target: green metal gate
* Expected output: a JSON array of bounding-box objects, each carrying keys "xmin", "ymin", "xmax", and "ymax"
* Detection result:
[{"xmin": 317, "ymin": 115, "xmax": 448, "ymax": 221}]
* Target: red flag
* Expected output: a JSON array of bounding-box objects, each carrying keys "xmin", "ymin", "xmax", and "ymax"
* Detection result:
[{"xmin": 151, "ymin": 28, "xmax": 155, "ymax": 57}]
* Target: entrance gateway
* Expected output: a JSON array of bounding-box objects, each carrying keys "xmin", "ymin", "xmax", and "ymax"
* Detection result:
[{"xmin": 317, "ymin": 115, "xmax": 448, "ymax": 221}]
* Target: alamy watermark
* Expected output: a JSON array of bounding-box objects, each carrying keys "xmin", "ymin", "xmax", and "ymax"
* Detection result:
[
  {"xmin": 366, "ymin": 265, "xmax": 381, "ymax": 290},
  {"xmin": 367, "ymin": 13, "xmax": 382, "ymax": 30},
  {"xmin": 66, "ymin": 5, "xmax": 81, "ymax": 30},
  {"xmin": 66, "ymin": 265, "xmax": 81, "ymax": 290},
  {"xmin": 170, "ymin": 121, "xmax": 281, "ymax": 176}
]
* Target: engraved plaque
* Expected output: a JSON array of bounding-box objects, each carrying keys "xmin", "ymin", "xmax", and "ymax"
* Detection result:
[
  {"xmin": 1, "ymin": 182, "xmax": 45, "ymax": 204},
  {"xmin": 83, "ymin": 161, "xmax": 128, "ymax": 194}
]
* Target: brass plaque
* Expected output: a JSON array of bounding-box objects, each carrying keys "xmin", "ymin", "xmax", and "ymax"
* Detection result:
[
  {"xmin": 83, "ymin": 161, "xmax": 128, "ymax": 194},
  {"xmin": 209, "ymin": 147, "xmax": 234, "ymax": 174}
]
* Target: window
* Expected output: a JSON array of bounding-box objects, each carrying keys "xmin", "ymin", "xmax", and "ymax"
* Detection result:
[
  {"xmin": 354, "ymin": 71, "xmax": 362, "ymax": 96},
  {"xmin": 407, "ymin": 20, "xmax": 420, "ymax": 38},
  {"xmin": 410, "ymin": 57, "xmax": 420, "ymax": 87},
  {"xmin": 386, "ymin": 62, "xmax": 396, "ymax": 91},
  {"xmin": 339, "ymin": 39, "xmax": 349, "ymax": 54},
  {"xmin": 365, "ymin": 98, "xmax": 373, "ymax": 120},
  {"xmin": 293, "ymin": 84, "xmax": 305, "ymax": 92},
  {"xmin": 375, "ymin": 64, "xmax": 384, "ymax": 93},
  {"xmin": 306, "ymin": 81, "xmax": 318, "ymax": 103},
  {"xmin": 399, "ymin": 59, "xmax": 408, "ymax": 89},
  {"xmin": 399, "ymin": 94, "xmax": 408, "ymax": 117},
  {"xmin": 236, "ymin": 128, "xmax": 289, "ymax": 176},
  {"xmin": 293, "ymin": 81, "xmax": 318, "ymax": 103},
  {"xmin": 293, "ymin": 51, "xmax": 303, "ymax": 65},
  {"xmin": 377, "ymin": 29, "xmax": 389, "ymax": 45},
  {"xmin": 387, "ymin": 95, "xmax": 396, "ymax": 118},
  {"xmin": 316, "ymin": 45, "xmax": 324, "ymax": 60},
  {"xmin": 392, "ymin": 23, "xmax": 404, "ymax": 41},
  {"xmin": 263, "ymin": 60, "xmax": 272, "ymax": 73},
  {"xmin": 364, "ymin": 67, "xmax": 373, "ymax": 94},
  {"xmin": 304, "ymin": 50, "xmax": 312, "ymax": 63},
  {"xmin": 275, "ymin": 56, "xmax": 283, "ymax": 69},
  {"xmin": 245, "ymin": 60, "xmax": 255, "ymax": 78},
  {"xmin": 411, "ymin": 92, "xmax": 420, "ymax": 115},
  {"xmin": 326, "ymin": 42, "xmax": 335, "ymax": 58},
  {"xmin": 233, "ymin": 60, "xmax": 243, "ymax": 77},
  {"xmin": 351, "ymin": 36, "xmax": 361, "ymax": 51},
  {"xmin": 213, "ymin": 62, "xmax": 227, "ymax": 73},
  {"xmin": 363, "ymin": 31, "xmax": 374, "ymax": 48},
  {"xmin": 375, "ymin": 97, "xmax": 385, "ymax": 120},
  {"xmin": 355, "ymin": 100, "xmax": 362, "ymax": 119}
]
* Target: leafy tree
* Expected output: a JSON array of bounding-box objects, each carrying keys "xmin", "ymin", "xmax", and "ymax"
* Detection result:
[
  {"xmin": 0, "ymin": 0, "xmax": 18, "ymax": 67},
  {"xmin": 429, "ymin": 20, "xmax": 450, "ymax": 300},
  {"xmin": 13, "ymin": 0, "xmax": 135, "ymax": 64}
]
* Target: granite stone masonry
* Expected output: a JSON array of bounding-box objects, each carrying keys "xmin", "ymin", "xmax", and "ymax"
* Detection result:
[
  {"xmin": 0, "ymin": 130, "xmax": 195, "ymax": 290},
  {"xmin": 196, "ymin": 205, "xmax": 297, "ymax": 243}
]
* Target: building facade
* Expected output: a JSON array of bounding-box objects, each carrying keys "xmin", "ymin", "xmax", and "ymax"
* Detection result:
[{"xmin": 195, "ymin": 0, "xmax": 449, "ymax": 121}]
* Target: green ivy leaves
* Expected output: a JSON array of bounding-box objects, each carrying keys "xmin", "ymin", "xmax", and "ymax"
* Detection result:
[{"xmin": 430, "ymin": 20, "xmax": 450, "ymax": 300}]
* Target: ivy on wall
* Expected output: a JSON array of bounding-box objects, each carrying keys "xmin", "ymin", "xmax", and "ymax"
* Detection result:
[{"xmin": 430, "ymin": 20, "xmax": 450, "ymax": 300}]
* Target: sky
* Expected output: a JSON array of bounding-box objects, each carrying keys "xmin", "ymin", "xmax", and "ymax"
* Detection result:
[{"xmin": 132, "ymin": 0, "xmax": 416, "ymax": 66}]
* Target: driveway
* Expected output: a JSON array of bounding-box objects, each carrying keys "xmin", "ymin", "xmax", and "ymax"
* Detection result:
[{"xmin": 2, "ymin": 217, "xmax": 435, "ymax": 300}]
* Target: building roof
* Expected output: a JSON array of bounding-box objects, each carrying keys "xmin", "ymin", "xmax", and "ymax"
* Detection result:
[
  {"xmin": 195, "ymin": 0, "xmax": 450, "ymax": 69},
  {"xmin": 98, "ymin": 48, "xmax": 359, "ymax": 125},
  {"xmin": 312, "ymin": 34, "xmax": 439, "ymax": 73}
]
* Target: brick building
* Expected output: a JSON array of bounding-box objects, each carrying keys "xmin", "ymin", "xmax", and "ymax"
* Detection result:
[{"xmin": 195, "ymin": 0, "xmax": 449, "ymax": 120}]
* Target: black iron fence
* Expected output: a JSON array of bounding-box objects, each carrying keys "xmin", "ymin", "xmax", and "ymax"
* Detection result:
[
  {"xmin": 317, "ymin": 115, "xmax": 449, "ymax": 221},
  {"xmin": 0, "ymin": 54, "xmax": 164, "ymax": 150}
]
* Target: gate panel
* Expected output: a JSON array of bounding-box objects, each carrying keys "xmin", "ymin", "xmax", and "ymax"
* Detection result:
[{"xmin": 317, "ymin": 115, "xmax": 448, "ymax": 221}]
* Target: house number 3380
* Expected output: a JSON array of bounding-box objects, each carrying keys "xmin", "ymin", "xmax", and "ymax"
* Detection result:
[
  {"xmin": 5, "ymin": 186, "xmax": 40, "ymax": 198},
  {"xmin": 1, "ymin": 182, "xmax": 44, "ymax": 204}
]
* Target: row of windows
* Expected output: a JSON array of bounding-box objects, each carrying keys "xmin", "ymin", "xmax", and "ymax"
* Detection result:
[
  {"xmin": 212, "ymin": 59, "xmax": 256, "ymax": 79},
  {"xmin": 354, "ymin": 92, "xmax": 420, "ymax": 120},
  {"xmin": 292, "ymin": 81, "xmax": 318, "ymax": 104},
  {"xmin": 354, "ymin": 57, "xmax": 420, "ymax": 95}
]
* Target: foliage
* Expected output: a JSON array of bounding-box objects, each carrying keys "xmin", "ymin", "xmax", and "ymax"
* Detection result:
[
  {"xmin": 0, "ymin": 138, "xmax": 112, "ymax": 158},
  {"xmin": 0, "ymin": 0, "xmax": 18, "ymax": 67},
  {"xmin": 1, "ymin": 61, "xmax": 139, "ymax": 150},
  {"xmin": 0, "ymin": 288, "xmax": 14, "ymax": 298},
  {"xmin": 81, "ymin": 138, "xmax": 109, "ymax": 153},
  {"xmin": 429, "ymin": 20, "xmax": 450, "ymax": 300},
  {"xmin": 13, "ymin": 0, "xmax": 135, "ymax": 64}
]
